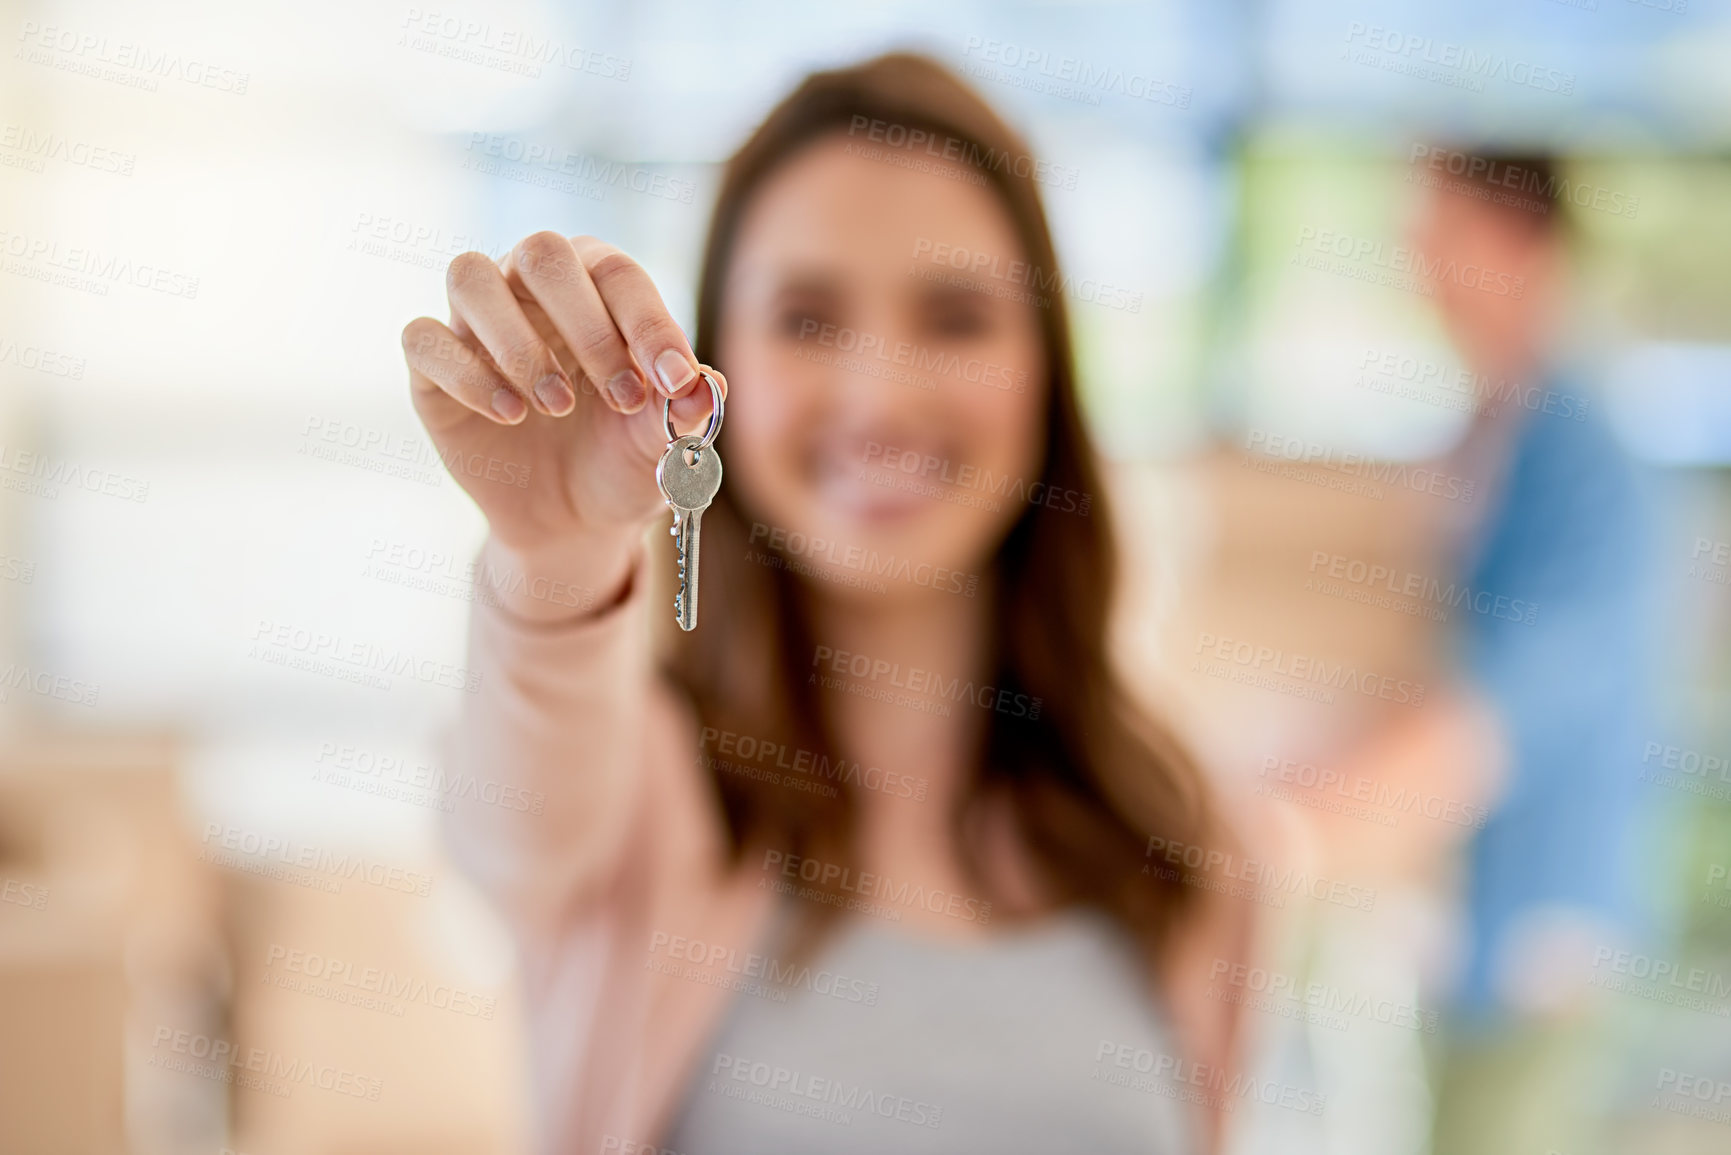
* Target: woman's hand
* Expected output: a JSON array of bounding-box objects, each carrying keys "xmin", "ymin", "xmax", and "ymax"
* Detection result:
[{"xmin": 400, "ymin": 233, "xmax": 725, "ymax": 616}]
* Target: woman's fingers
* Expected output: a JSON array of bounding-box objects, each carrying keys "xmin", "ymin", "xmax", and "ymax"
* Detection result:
[
  {"xmin": 667, "ymin": 365, "xmax": 727, "ymax": 438},
  {"xmin": 446, "ymin": 250, "xmax": 577, "ymax": 417},
  {"xmin": 507, "ymin": 231, "xmax": 649, "ymax": 414},
  {"xmin": 570, "ymin": 236, "xmax": 703, "ymax": 400},
  {"xmin": 401, "ymin": 315, "xmax": 527, "ymax": 425},
  {"xmin": 413, "ymin": 231, "xmax": 717, "ymax": 437}
]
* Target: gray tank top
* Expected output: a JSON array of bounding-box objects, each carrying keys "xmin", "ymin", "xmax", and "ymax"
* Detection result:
[{"xmin": 663, "ymin": 901, "xmax": 1194, "ymax": 1154}]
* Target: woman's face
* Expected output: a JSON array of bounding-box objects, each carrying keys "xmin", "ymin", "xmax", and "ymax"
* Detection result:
[{"xmin": 717, "ymin": 133, "xmax": 1049, "ymax": 606}]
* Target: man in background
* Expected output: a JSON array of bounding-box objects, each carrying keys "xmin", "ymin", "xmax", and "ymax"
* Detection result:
[{"xmin": 1409, "ymin": 149, "xmax": 1660, "ymax": 1155}]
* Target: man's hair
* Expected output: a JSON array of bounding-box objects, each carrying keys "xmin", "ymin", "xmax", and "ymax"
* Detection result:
[{"xmin": 1409, "ymin": 144, "xmax": 1564, "ymax": 234}]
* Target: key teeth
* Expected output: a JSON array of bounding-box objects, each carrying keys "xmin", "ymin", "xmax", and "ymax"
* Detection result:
[{"xmin": 668, "ymin": 502, "xmax": 700, "ymax": 630}]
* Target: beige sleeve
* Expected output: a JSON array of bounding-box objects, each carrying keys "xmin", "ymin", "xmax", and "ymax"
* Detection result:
[{"xmin": 441, "ymin": 546, "xmax": 657, "ymax": 938}]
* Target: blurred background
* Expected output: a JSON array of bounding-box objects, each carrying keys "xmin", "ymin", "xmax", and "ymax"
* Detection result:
[{"xmin": 1, "ymin": 0, "xmax": 1728, "ymax": 1152}]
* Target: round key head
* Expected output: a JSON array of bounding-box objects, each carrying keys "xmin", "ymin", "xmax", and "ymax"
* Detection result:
[{"xmin": 657, "ymin": 435, "xmax": 723, "ymax": 510}]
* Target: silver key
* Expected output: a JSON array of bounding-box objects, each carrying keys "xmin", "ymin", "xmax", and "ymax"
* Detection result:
[{"xmin": 657, "ymin": 434, "xmax": 722, "ymax": 631}]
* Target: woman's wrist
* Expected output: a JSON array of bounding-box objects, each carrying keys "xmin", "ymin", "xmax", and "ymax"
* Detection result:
[{"xmin": 480, "ymin": 524, "xmax": 642, "ymax": 625}]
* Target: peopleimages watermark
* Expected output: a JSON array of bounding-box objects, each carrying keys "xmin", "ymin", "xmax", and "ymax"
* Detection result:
[
  {"xmin": 1255, "ymin": 755, "xmax": 1489, "ymax": 831},
  {"xmin": 0, "ymin": 444, "xmax": 146, "ymax": 502},
  {"xmin": 1533, "ymin": 0, "xmax": 1690, "ymax": 16},
  {"xmin": 1242, "ymin": 429, "xmax": 1477, "ymax": 505},
  {"xmin": 1406, "ymin": 144, "xmax": 1639, "ymax": 220},
  {"xmin": 311, "ymin": 741, "xmax": 545, "ymax": 816},
  {"xmin": 1, "ymin": 227, "xmax": 200, "ymax": 299},
  {"xmin": 0, "ymin": 661, "xmax": 98, "ymax": 708},
  {"xmin": 304, "ymin": 409, "xmax": 531, "ymax": 490},
  {"xmin": 1690, "ymin": 537, "xmax": 1730, "ymax": 588},
  {"xmin": 702, "ymin": 1050, "xmax": 943, "ymax": 1129},
  {"xmin": 811, "ymin": 645, "xmax": 1042, "ymax": 721},
  {"xmin": 0, "ymin": 554, "xmax": 34, "ymax": 585},
  {"xmin": 1207, "ymin": 969, "xmax": 1350, "ymax": 1033},
  {"xmin": 361, "ymin": 536, "xmax": 595, "ymax": 613},
  {"xmin": 793, "ymin": 318, "xmax": 1030, "ymax": 394},
  {"xmin": 1639, "ymin": 740, "xmax": 1731, "ymax": 804},
  {"xmin": 1143, "ymin": 835, "xmax": 1378, "ymax": 914},
  {"xmin": 644, "ymin": 949, "xmax": 796, "ymax": 1005},
  {"xmin": 860, "ymin": 441, "xmax": 1090, "ymax": 519},
  {"xmin": 747, "ymin": 523, "xmax": 980, "ymax": 599},
  {"xmin": 1354, "ymin": 346, "xmax": 1591, "ymax": 423},
  {"xmin": 397, "ymin": 8, "xmax": 630, "ymax": 81},
  {"xmin": 791, "ymin": 334, "xmax": 939, "ymax": 393},
  {"xmin": 840, "ymin": 135, "xmax": 989, "ymax": 193},
  {"xmin": 843, "ymin": 115, "xmax": 1079, "ymax": 191},
  {"xmin": 263, "ymin": 943, "xmax": 497, "ymax": 1020},
  {"xmin": 1207, "ymin": 957, "xmax": 1439, "ymax": 1034},
  {"xmin": 346, "ymin": 210, "xmax": 512, "ymax": 272},
  {"xmin": 1341, "ymin": 22, "xmax": 1576, "ymax": 95},
  {"xmin": 15, "ymin": 21, "xmax": 250, "ymax": 95},
  {"xmin": 462, "ymin": 133, "xmax": 696, "ymax": 205},
  {"xmin": 1092, "ymin": 1042, "xmax": 1326, "ymax": 1117},
  {"xmin": 1292, "ymin": 225, "xmax": 1524, "ymax": 300},
  {"xmin": 1191, "ymin": 630, "xmax": 1427, "ymax": 709},
  {"xmin": 247, "ymin": 618, "xmax": 481, "ymax": 695},
  {"xmin": 1652, "ymin": 1066, "xmax": 1731, "ymax": 1126},
  {"xmin": 0, "ymin": 123, "xmax": 135, "ymax": 176},
  {"xmin": 198, "ymin": 823, "xmax": 434, "ymax": 898},
  {"xmin": 1, "ymin": 877, "xmax": 49, "ymax": 910},
  {"xmin": 1626, "ymin": 0, "xmax": 1689, "ymax": 15},
  {"xmin": 760, "ymin": 848, "xmax": 993, "ymax": 925},
  {"xmin": 647, "ymin": 930, "xmax": 881, "ymax": 1008},
  {"xmin": 147, "ymin": 1026, "xmax": 382, "ymax": 1101},
  {"xmin": 0, "ymin": 333, "xmax": 86, "ymax": 379},
  {"xmin": 302, "ymin": 415, "xmax": 445, "ymax": 487},
  {"xmin": 959, "ymin": 38, "xmax": 1192, "ymax": 110},
  {"xmin": 1305, "ymin": 549, "xmax": 1538, "ymax": 627},
  {"xmin": 699, "ymin": 726, "xmax": 929, "ymax": 803},
  {"xmin": 1702, "ymin": 863, "xmax": 1731, "ymax": 911},
  {"xmin": 1589, "ymin": 945, "xmax": 1731, "ymax": 1017},
  {"xmin": 910, "ymin": 236, "xmax": 1144, "ymax": 314}
]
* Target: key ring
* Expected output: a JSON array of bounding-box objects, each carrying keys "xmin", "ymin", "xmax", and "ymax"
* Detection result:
[{"xmin": 663, "ymin": 365, "xmax": 725, "ymax": 451}]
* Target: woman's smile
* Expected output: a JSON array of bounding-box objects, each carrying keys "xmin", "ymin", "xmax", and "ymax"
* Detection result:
[{"xmin": 806, "ymin": 430, "xmax": 962, "ymax": 524}]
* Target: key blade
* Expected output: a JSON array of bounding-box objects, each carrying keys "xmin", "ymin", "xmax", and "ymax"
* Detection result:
[
  {"xmin": 656, "ymin": 436, "xmax": 720, "ymax": 633},
  {"xmin": 677, "ymin": 508, "xmax": 701, "ymax": 631}
]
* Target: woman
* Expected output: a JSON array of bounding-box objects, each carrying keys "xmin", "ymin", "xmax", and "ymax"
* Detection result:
[{"xmin": 402, "ymin": 53, "xmax": 1253, "ymax": 1155}]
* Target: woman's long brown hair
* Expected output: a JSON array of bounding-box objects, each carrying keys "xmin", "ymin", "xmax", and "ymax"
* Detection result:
[{"xmin": 664, "ymin": 52, "xmax": 1215, "ymax": 969}]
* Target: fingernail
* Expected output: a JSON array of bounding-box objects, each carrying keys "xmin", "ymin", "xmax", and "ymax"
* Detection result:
[
  {"xmin": 491, "ymin": 389, "xmax": 527, "ymax": 423},
  {"xmin": 605, "ymin": 369, "xmax": 646, "ymax": 411},
  {"xmin": 534, "ymin": 372, "xmax": 576, "ymax": 416},
  {"xmin": 654, "ymin": 349, "xmax": 697, "ymax": 397}
]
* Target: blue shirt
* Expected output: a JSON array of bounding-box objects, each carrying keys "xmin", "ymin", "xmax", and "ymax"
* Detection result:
[{"xmin": 1454, "ymin": 379, "xmax": 1659, "ymax": 1017}]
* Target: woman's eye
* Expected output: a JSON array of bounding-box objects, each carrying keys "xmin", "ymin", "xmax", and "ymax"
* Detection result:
[
  {"xmin": 775, "ymin": 307, "xmax": 829, "ymax": 339},
  {"xmin": 925, "ymin": 305, "xmax": 991, "ymax": 339}
]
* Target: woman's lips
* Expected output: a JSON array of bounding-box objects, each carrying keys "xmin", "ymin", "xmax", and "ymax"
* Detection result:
[{"xmin": 813, "ymin": 455, "xmax": 937, "ymax": 522}]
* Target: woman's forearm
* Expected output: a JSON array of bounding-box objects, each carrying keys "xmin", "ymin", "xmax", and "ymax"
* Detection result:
[{"xmin": 441, "ymin": 539, "xmax": 655, "ymax": 935}]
